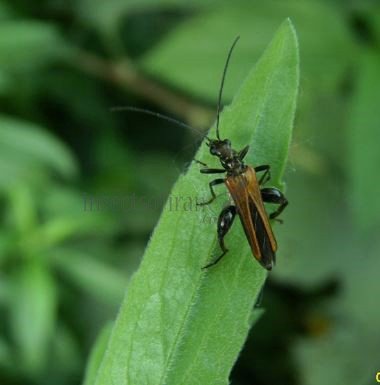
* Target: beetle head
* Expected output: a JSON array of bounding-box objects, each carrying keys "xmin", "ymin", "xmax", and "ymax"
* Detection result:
[{"xmin": 207, "ymin": 139, "xmax": 232, "ymax": 158}]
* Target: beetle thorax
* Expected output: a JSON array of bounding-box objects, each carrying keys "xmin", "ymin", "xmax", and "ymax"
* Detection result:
[{"xmin": 220, "ymin": 155, "xmax": 246, "ymax": 175}]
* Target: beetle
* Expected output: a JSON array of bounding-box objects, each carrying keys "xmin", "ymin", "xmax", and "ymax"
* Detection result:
[
  {"xmin": 195, "ymin": 36, "xmax": 288, "ymax": 270},
  {"xmin": 112, "ymin": 37, "xmax": 288, "ymax": 270}
]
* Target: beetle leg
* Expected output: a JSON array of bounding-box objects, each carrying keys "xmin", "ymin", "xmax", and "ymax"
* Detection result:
[
  {"xmin": 255, "ymin": 164, "xmax": 271, "ymax": 185},
  {"xmin": 200, "ymin": 168, "xmax": 226, "ymax": 174},
  {"xmin": 238, "ymin": 145, "xmax": 250, "ymax": 160},
  {"xmin": 261, "ymin": 187, "xmax": 288, "ymax": 223},
  {"xmin": 203, "ymin": 205, "xmax": 237, "ymax": 269},
  {"xmin": 197, "ymin": 178, "xmax": 225, "ymax": 206},
  {"xmin": 194, "ymin": 159, "xmax": 208, "ymax": 167},
  {"xmin": 194, "ymin": 159, "xmax": 225, "ymax": 174}
]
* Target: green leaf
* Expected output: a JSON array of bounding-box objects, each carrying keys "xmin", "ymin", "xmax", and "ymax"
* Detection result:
[
  {"xmin": 7, "ymin": 184, "xmax": 37, "ymax": 236},
  {"xmin": 367, "ymin": 4, "xmax": 380, "ymax": 46},
  {"xmin": 0, "ymin": 115, "xmax": 77, "ymax": 188},
  {"xmin": 93, "ymin": 19, "xmax": 298, "ymax": 385},
  {"xmin": 141, "ymin": 1, "xmax": 351, "ymax": 101},
  {"xmin": 294, "ymin": 327, "xmax": 378, "ymax": 385},
  {"xmin": 0, "ymin": 69, "xmax": 12, "ymax": 94},
  {"xmin": 293, "ymin": 238, "xmax": 380, "ymax": 385},
  {"xmin": 341, "ymin": 239, "xmax": 380, "ymax": 335},
  {"xmin": 0, "ymin": 275, "xmax": 10, "ymax": 304},
  {"xmin": 77, "ymin": 0, "xmax": 145, "ymax": 33},
  {"xmin": 271, "ymin": 170, "xmax": 353, "ymax": 287},
  {"xmin": 53, "ymin": 249, "xmax": 127, "ymax": 305},
  {"xmin": 83, "ymin": 323, "xmax": 113, "ymax": 385},
  {"xmin": 76, "ymin": 0, "xmax": 211, "ymax": 35},
  {"xmin": 290, "ymin": 223, "xmax": 380, "ymax": 384},
  {"xmin": 347, "ymin": 51, "xmax": 380, "ymax": 231},
  {"xmin": 50, "ymin": 324, "xmax": 82, "ymax": 380},
  {"xmin": 0, "ymin": 21, "xmax": 66, "ymax": 71},
  {"xmin": 0, "ymin": 337, "xmax": 12, "ymax": 369},
  {"xmin": 0, "ymin": 2, "xmax": 12, "ymax": 20},
  {"xmin": 9, "ymin": 260, "xmax": 57, "ymax": 376},
  {"xmin": 30, "ymin": 214, "xmax": 116, "ymax": 250}
]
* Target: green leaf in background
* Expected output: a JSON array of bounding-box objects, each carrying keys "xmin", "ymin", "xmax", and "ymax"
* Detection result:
[
  {"xmin": 294, "ymin": 326, "xmax": 378, "ymax": 385},
  {"xmin": 0, "ymin": 69, "xmax": 12, "ymax": 94},
  {"xmin": 0, "ymin": 2, "xmax": 12, "ymax": 20},
  {"xmin": 294, "ymin": 238, "xmax": 380, "ymax": 385},
  {"xmin": 53, "ymin": 249, "xmax": 127, "ymax": 305},
  {"xmin": 0, "ymin": 116, "xmax": 78, "ymax": 188},
  {"xmin": 31, "ymin": 215, "xmax": 117, "ymax": 250},
  {"xmin": 271, "ymin": 169, "xmax": 354, "ymax": 287},
  {"xmin": 0, "ymin": 21, "xmax": 66, "ymax": 71},
  {"xmin": 83, "ymin": 323, "xmax": 113, "ymax": 385},
  {"xmin": 9, "ymin": 260, "xmax": 57, "ymax": 377},
  {"xmin": 141, "ymin": 0, "xmax": 352, "ymax": 102},
  {"xmin": 0, "ymin": 275, "xmax": 10, "ymax": 304},
  {"xmin": 76, "ymin": 0, "xmax": 214, "ymax": 36},
  {"xmin": 347, "ymin": 51, "xmax": 380, "ymax": 232},
  {"xmin": 49, "ymin": 324, "xmax": 82, "ymax": 381},
  {"xmin": 77, "ymin": 0, "xmax": 149, "ymax": 34},
  {"xmin": 0, "ymin": 337, "xmax": 12, "ymax": 369},
  {"xmin": 298, "ymin": 235, "xmax": 380, "ymax": 385},
  {"xmin": 92, "ymin": 19, "xmax": 298, "ymax": 385},
  {"xmin": 367, "ymin": 4, "xmax": 380, "ymax": 46},
  {"xmin": 342, "ymin": 239, "xmax": 380, "ymax": 335},
  {"xmin": 7, "ymin": 184, "xmax": 36, "ymax": 236},
  {"xmin": 40, "ymin": 186, "xmax": 119, "ymax": 240},
  {"xmin": 286, "ymin": 52, "xmax": 380, "ymax": 383}
]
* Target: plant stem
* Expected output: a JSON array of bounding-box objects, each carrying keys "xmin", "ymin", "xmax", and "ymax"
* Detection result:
[{"xmin": 73, "ymin": 50, "xmax": 214, "ymax": 128}]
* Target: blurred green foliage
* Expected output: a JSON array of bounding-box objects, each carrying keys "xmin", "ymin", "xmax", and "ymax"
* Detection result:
[{"xmin": 0, "ymin": 1, "xmax": 379, "ymax": 385}]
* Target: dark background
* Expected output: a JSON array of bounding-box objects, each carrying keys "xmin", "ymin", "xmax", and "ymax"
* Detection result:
[{"xmin": 0, "ymin": 1, "xmax": 379, "ymax": 384}]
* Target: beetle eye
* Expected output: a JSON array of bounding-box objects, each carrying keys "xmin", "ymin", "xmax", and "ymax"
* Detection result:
[
  {"xmin": 224, "ymin": 139, "xmax": 231, "ymax": 146},
  {"xmin": 210, "ymin": 147, "xmax": 217, "ymax": 155}
]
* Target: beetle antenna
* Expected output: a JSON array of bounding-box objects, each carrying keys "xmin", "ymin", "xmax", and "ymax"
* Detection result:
[
  {"xmin": 111, "ymin": 106, "xmax": 211, "ymax": 142},
  {"xmin": 216, "ymin": 36, "xmax": 240, "ymax": 140}
]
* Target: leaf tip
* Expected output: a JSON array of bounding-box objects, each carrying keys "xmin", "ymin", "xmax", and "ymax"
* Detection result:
[
  {"xmin": 276, "ymin": 18, "xmax": 300, "ymax": 102},
  {"xmin": 281, "ymin": 18, "xmax": 299, "ymax": 48}
]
